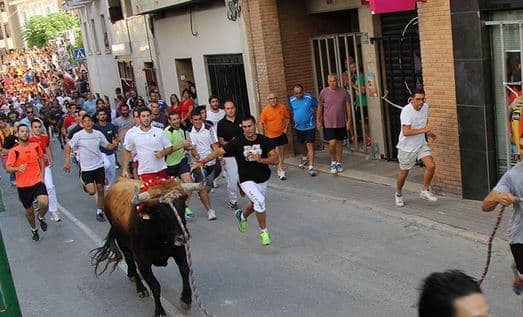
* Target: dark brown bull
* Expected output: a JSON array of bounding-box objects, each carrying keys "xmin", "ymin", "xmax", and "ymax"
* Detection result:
[{"xmin": 91, "ymin": 177, "xmax": 201, "ymax": 316}]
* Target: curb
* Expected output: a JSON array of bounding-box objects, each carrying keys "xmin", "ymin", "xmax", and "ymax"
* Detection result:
[{"xmin": 267, "ymin": 182, "xmax": 508, "ymax": 249}]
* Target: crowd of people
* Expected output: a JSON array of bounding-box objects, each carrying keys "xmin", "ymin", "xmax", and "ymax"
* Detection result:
[{"xmin": 2, "ymin": 44, "xmax": 523, "ymax": 316}]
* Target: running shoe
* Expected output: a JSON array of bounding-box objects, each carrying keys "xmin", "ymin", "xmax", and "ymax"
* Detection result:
[
  {"xmin": 308, "ymin": 167, "xmax": 317, "ymax": 177},
  {"xmin": 96, "ymin": 211, "xmax": 106, "ymax": 222},
  {"xmin": 185, "ymin": 207, "xmax": 194, "ymax": 220},
  {"xmin": 420, "ymin": 190, "xmax": 438, "ymax": 202},
  {"xmin": 335, "ymin": 162, "xmax": 344, "ymax": 173},
  {"xmin": 278, "ymin": 170, "xmax": 287, "ymax": 180},
  {"xmin": 38, "ymin": 217, "xmax": 47, "ymax": 232},
  {"xmin": 31, "ymin": 229, "xmax": 39, "ymax": 242},
  {"xmin": 330, "ymin": 163, "xmax": 337, "ymax": 174},
  {"xmin": 394, "ymin": 193, "xmax": 405, "ymax": 207},
  {"xmin": 298, "ymin": 157, "xmax": 308, "ymax": 169},
  {"xmin": 235, "ymin": 210, "xmax": 247, "ymax": 233},
  {"xmin": 260, "ymin": 230, "xmax": 271, "ymax": 246},
  {"xmin": 207, "ymin": 209, "xmax": 217, "ymax": 221},
  {"xmin": 50, "ymin": 213, "xmax": 62, "ymax": 222},
  {"xmin": 228, "ymin": 201, "xmax": 240, "ymax": 211}
]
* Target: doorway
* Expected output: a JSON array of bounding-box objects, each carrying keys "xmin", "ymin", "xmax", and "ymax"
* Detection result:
[
  {"xmin": 175, "ymin": 58, "xmax": 195, "ymax": 95},
  {"xmin": 311, "ymin": 33, "xmax": 368, "ymax": 152},
  {"xmin": 206, "ymin": 54, "xmax": 250, "ymax": 118}
]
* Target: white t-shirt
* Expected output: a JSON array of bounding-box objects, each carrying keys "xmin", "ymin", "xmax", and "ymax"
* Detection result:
[
  {"xmin": 69, "ymin": 129, "xmax": 109, "ymax": 172},
  {"xmin": 187, "ymin": 124, "xmax": 218, "ymax": 166},
  {"xmin": 124, "ymin": 126, "xmax": 171, "ymax": 175},
  {"xmin": 396, "ymin": 103, "xmax": 429, "ymax": 152},
  {"xmin": 207, "ymin": 109, "xmax": 225, "ymax": 128}
]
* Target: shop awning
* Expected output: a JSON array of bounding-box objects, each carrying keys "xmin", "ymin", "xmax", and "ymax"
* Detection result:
[{"xmin": 368, "ymin": 0, "xmax": 424, "ymax": 15}]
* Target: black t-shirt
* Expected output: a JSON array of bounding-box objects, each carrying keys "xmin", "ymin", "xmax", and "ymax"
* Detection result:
[
  {"xmin": 217, "ymin": 117, "xmax": 243, "ymax": 158},
  {"xmin": 94, "ymin": 122, "xmax": 118, "ymax": 155},
  {"xmin": 68, "ymin": 125, "xmax": 83, "ymax": 140},
  {"xmin": 223, "ymin": 134, "xmax": 275, "ymax": 184}
]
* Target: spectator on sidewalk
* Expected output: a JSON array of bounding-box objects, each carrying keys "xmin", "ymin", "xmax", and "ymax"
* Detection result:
[
  {"xmin": 289, "ymin": 84, "xmax": 318, "ymax": 176},
  {"xmin": 318, "ymin": 74, "xmax": 351, "ymax": 175},
  {"xmin": 260, "ymin": 92, "xmax": 289, "ymax": 180},
  {"xmin": 394, "ymin": 89, "xmax": 438, "ymax": 207},
  {"xmin": 418, "ymin": 270, "xmax": 488, "ymax": 317},
  {"xmin": 482, "ymin": 163, "xmax": 523, "ymax": 295}
]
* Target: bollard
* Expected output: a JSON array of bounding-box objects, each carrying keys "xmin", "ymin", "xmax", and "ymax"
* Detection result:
[{"xmin": 0, "ymin": 190, "xmax": 21, "ymax": 316}]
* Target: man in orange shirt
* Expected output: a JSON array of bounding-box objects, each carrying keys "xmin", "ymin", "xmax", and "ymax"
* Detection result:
[
  {"xmin": 5, "ymin": 123, "xmax": 48, "ymax": 241},
  {"xmin": 260, "ymin": 93, "xmax": 290, "ymax": 180}
]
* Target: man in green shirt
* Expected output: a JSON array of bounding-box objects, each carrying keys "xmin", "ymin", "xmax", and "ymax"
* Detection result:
[{"xmin": 164, "ymin": 112, "xmax": 194, "ymax": 219}]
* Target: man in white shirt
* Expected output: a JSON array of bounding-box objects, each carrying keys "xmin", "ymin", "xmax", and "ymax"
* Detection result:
[
  {"xmin": 122, "ymin": 107, "xmax": 172, "ymax": 182},
  {"xmin": 187, "ymin": 109, "xmax": 220, "ymax": 220},
  {"xmin": 64, "ymin": 114, "xmax": 118, "ymax": 221},
  {"xmin": 395, "ymin": 89, "xmax": 437, "ymax": 207}
]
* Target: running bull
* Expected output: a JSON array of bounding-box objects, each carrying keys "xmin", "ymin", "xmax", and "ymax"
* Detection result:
[{"xmin": 91, "ymin": 177, "xmax": 201, "ymax": 316}]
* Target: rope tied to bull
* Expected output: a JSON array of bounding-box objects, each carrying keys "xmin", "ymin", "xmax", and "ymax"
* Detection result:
[
  {"xmin": 160, "ymin": 178, "xmax": 216, "ymax": 317},
  {"xmin": 479, "ymin": 205, "xmax": 505, "ymax": 285}
]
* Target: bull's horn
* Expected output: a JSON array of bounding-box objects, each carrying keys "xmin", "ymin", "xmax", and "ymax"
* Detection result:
[
  {"xmin": 181, "ymin": 182, "xmax": 203, "ymax": 192},
  {"xmin": 132, "ymin": 191, "xmax": 151, "ymax": 204}
]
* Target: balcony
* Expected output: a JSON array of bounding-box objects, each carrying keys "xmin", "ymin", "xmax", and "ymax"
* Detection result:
[
  {"xmin": 133, "ymin": 0, "xmax": 208, "ymax": 15},
  {"xmin": 63, "ymin": 0, "xmax": 94, "ymax": 10}
]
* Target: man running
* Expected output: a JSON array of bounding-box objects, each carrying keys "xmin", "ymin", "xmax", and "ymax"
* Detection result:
[
  {"xmin": 64, "ymin": 114, "xmax": 118, "ymax": 222},
  {"xmin": 122, "ymin": 107, "xmax": 172, "ymax": 182},
  {"xmin": 217, "ymin": 100, "xmax": 243, "ymax": 211},
  {"xmin": 94, "ymin": 109, "xmax": 119, "ymax": 188},
  {"xmin": 29, "ymin": 119, "xmax": 61, "ymax": 222},
  {"xmin": 164, "ymin": 111, "xmax": 194, "ymax": 219},
  {"xmin": 186, "ymin": 109, "xmax": 220, "ymax": 221},
  {"xmin": 197, "ymin": 115, "xmax": 278, "ymax": 246},
  {"xmin": 5, "ymin": 124, "xmax": 49, "ymax": 241},
  {"xmin": 206, "ymin": 95, "xmax": 225, "ymax": 135}
]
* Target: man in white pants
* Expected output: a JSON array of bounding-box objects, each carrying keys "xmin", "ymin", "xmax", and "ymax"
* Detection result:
[
  {"xmin": 94, "ymin": 109, "xmax": 119, "ymax": 188},
  {"xmin": 198, "ymin": 115, "xmax": 279, "ymax": 246},
  {"xmin": 217, "ymin": 100, "xmax": 243, "ymax": 211},
  {"xmin": 29, "ymin": 120, "xmax": 60, "ymax": 222}
]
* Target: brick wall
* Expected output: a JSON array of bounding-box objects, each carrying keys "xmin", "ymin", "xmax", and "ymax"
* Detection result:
[{"xmin": 417, "ymin": 0, "xmax": 462, "ymax": 196}]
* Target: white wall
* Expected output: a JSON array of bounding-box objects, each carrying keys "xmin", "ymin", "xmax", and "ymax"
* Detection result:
[
  {"xmin": 78, "ymin": 0, "xmax": 120, "ymax": 102},
  {"xmin": 154, "ymin": 3, "xmax": 255, "ymax": 110}
]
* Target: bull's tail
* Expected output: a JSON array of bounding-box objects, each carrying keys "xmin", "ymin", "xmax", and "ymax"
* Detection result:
[{"xmin": 89, "ymin": 228, "xmax": 123, "ymax": 277}]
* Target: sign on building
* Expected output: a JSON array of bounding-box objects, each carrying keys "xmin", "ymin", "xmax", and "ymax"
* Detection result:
[{"xmin": 74, "ymin": 48, "xmax": 86, "ymax": 61}]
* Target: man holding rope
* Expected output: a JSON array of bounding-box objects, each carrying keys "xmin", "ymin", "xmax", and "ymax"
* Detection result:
[{"xmin": 482, "ymin": 163, "xmax": 523, "ymax": 295}]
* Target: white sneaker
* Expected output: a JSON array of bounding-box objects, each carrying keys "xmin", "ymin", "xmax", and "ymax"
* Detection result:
[
  {"xmin": 278, "ymin": 170, "xmax": 287, "ymax": 180},
  {"xmin": 335, "ymin": 163, "xmax": 344, "ymax": 173},
  {"xmin": 50, "ymin": 213, "xmax": 62, "ymax": 222},
  {"xmin": 330, "ymin": 163, "xmax": 337, "ymax": 174},
  {"xmin": 394, "ymin": 193, "xmax": 405, "ymax": 207},
  {"xmin": 420, "ymin": 190, "xmax": 438, "ymax": 202},
  {"xmin": 207, "ymin": 209, "xmax": 217, "ymax": 221}
]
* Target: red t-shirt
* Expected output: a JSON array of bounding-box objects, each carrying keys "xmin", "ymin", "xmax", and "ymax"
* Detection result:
[
  {"xmin": 63, "ymin": 114, "xmax": 76, "ymax": 131},
  {"xmin": 29, "ymin": 135, "xmax": 49, "ymax": 166}
]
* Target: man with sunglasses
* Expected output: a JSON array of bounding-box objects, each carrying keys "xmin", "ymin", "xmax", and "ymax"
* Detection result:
[
  {"xmin": 395, "ymin": 89, "xmax": 438, "ymax": 207},
  {"xmin": 19, "ymin": 104, "xmax": 44, "ymax": 133}
]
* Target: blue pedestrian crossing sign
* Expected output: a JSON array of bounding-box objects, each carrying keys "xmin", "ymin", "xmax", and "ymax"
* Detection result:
[{"xmin": 74, "ymin": 48, "xmax": 86, "ymax": 61}]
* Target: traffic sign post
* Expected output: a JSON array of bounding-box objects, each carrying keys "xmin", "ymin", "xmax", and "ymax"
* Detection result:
[{"xmin": 74, "ymin": 48, "xmax": 86, "ymax": 61}]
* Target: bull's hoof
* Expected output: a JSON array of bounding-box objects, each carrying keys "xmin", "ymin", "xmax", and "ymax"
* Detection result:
[
  {"xmin": 137, "ymin": 289, "xmax": 149, "ymax": 298},
  {"xmin": 180, "ymin": 298, "xmax": 191, "ymax": 310}
]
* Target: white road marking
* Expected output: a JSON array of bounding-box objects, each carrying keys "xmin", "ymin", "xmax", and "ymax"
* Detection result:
[{"xmin": 57, "ymin": 203, "xmax": 185, "ymax": 317}]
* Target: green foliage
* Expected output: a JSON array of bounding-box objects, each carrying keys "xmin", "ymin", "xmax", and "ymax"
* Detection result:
[{"xmin": 23, "ymin": 12, "xmax": 79, "ymax": 48}]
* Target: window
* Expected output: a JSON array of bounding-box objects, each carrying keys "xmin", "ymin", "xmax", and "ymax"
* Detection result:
[
  {"xmin": 83, "ymin": 22, "xmax": 92, "ymax": 52},
  {"xmin": 100, "ymin": 14, "xmax": 110, "ymax": 50},
  {"xmin": 90, "ymin": 19, "xmax": 100, "ymax": 53}
]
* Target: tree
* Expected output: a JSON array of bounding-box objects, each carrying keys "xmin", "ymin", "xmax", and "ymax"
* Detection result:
[{"xmin": 23, "ymin": 12, "xmax": 79, "ymax": 48}]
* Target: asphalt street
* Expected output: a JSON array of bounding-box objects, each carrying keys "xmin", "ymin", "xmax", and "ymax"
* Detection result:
[{"xmin": 0, "ymin": 139, "xmax": 520, "ymax": 316}]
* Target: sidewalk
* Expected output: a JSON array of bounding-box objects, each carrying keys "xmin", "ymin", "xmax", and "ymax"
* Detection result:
[{"xmin": 275, "ymin": 150, "xmax": 508, "ymax": 244}]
